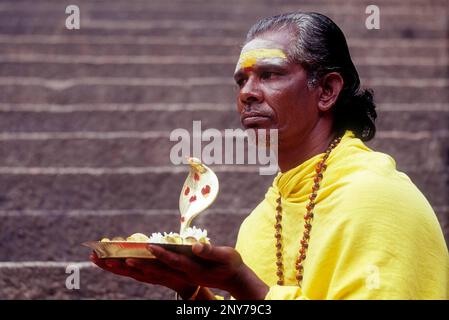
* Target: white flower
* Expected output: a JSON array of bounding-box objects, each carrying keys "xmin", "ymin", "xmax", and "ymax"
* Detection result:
[
  {"xmin": 146, "ymin": 227, "xmax": 210, "ymax": 244},
  {"xmin": 148, "ymin": 232, "xmax": 165, "ymax": 243},
  {"xmin": 181, "ymin": 226, "xmax": 209, "ymax": 242}
]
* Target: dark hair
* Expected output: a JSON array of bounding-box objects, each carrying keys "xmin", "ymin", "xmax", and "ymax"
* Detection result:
[{"xmin": 245, "ymin": 12, "xmax": 377, "ymax": 141}]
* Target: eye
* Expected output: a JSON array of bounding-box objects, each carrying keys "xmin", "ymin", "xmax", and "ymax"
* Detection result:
[
  {"xmin": 235, "ymin": 77, "xmax": 247, "ymax": 88},
  {"xmin": 260, "ymin": 71, "xmax": 277, "ymax": 80}
]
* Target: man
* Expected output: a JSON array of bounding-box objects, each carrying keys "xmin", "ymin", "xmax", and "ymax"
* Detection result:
[{"xmin": 91, "ymin": 12, "xmax": 449, "ymax": 299}]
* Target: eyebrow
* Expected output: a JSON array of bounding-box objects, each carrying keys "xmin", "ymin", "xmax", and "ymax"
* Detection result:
[{"xmin": 234, "ymin": 62, "xmax": 288, "ymax": 80}]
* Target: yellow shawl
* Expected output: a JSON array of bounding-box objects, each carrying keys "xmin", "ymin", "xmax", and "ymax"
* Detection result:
[{"xmin": 235, "ymin": 131, "xmax": 449, "ymax": 299}]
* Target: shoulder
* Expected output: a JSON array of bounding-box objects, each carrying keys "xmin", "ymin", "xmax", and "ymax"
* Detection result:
[
  {"xmin": 332, "ymin": 155, "xmax": 444, "ymax": 249},
  {"xmin": 332, "ymin": 148, "xmax": 429, "ymax": 210},
  {"xmin": 326, "ymin": 149, "xmax": 442, "ymax": 240}
]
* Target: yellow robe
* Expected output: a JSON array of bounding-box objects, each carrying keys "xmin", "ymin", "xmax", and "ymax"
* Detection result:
[{"xmin": 235, "ymin": 130, "xmax": 449, "ymax": 299}]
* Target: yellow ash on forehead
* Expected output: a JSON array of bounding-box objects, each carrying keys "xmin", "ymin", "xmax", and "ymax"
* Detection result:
[{"xmin": 238, "ymin": 48, "xmax": 287, "ymax": 69}]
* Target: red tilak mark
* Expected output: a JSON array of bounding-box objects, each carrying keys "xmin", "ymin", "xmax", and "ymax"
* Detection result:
[
  {"xmin": 189, "ymin": 195, "xmax": 197, "ymax": 203},
  {"xmin": 201, "ymin": 185, "xmax": 211, "ymax": 196},
  {"xmin": 184, "ymin": 186, "xmax": 190, "ymax": 196},
  {"xmin": 193, "ymin": 173, "xmax": 200, "ymax": 181},
  {"xmin": 180, "ymin": 216, "xmax": 185, "ymax": 223}
]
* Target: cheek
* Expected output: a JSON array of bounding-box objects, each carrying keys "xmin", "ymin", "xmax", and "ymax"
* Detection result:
[
  {"xmin": 236, "ymin": 97, "xmax": 243, "ymax": 113},
  {"xmin": 268, "ymin": 86, "xmax": 302, "ymax": 117},
  {"xmin": 269, "ymin": 84, "xmax": 316, "ymax": 131}
]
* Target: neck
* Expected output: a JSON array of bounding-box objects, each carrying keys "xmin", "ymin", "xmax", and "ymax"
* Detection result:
[{"xmin": 278, "ymin": 120, "xmax": 336, "ymax": 173}]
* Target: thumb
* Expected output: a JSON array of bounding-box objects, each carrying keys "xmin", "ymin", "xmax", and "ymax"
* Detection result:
[{"xmin": 192, "ymin": 243, "xmax": 233, "ymax": 262}]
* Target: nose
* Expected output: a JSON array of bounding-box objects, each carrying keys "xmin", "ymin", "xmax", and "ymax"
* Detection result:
[{"xmin": 239, "ymin": 77, "xmax": 263, "ymax": 107}]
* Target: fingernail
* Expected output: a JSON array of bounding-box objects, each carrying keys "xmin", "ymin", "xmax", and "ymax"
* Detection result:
[
  {"xmin": 193, "ymin": 242, "xmax": 204, "ymax": 253},
  {"xmin": 147, "ymin": 245, "xmax": 154, "ymax": 254}
]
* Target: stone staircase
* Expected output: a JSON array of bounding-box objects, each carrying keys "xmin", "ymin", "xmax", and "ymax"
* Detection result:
[{"xmin": 0, "ymin": 0, "xmax": 447, "ymax": 299}]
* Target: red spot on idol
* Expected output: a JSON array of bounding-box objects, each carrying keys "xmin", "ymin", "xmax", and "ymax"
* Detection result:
[{"xmin": 201, "ymin": 185, "xmax": 211, "ymax": 196}]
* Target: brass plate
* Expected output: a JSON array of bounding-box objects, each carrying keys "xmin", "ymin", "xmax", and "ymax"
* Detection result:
[{"xmin": 82, "ymin": 241, "xmax": 194, "ymax": 259}]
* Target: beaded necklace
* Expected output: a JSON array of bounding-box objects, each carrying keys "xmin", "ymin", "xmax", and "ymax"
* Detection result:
[{"xmin": 274, "ymin": 136, "xmax": 341, "ymax": 286}]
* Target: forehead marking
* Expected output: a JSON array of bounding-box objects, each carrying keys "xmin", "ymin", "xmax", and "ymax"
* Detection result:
[{"xmin": 237, "ymin": 48, "xmax": 287, "ymax": 69}]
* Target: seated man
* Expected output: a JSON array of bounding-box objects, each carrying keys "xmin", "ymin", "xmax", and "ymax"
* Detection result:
[{"xmin": 91, "ymin": 12, "xmax": 449, "ymax": 300}]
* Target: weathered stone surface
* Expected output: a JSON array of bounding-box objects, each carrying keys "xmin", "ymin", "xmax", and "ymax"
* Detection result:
[
  {"xmin": 0, "ymin": 109, "xmax": 447, "ymax": 133},
  {"xmin": 0, "ymin": 172, "xmax": 273, "ymax": 210},
  {"xmin": 1, "ymin": 62, "xmax": 445, "ymax": 79},
  {"xmin": 0, "ymin": 135, "xmax": 447, "ymax": 172},
  {"xmin": 0, "ymin": 265, "xmax": 191, "ymax": 299},
  {"xmin": 0, "ymin": 213, "xmax": 246, "ymax": 261},
  {"xmin": 0, "ymin": 84, "xmax": 447, "ymax": 104}
]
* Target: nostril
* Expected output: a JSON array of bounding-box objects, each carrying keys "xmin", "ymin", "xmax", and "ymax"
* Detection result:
[{"xmin": 244, "ymin": 96, "xmax": 259, "ymax": 104}]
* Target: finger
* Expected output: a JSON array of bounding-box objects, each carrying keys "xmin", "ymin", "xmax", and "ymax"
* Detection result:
[
  {"xmin": 104, "ymin": 259, "xmax": 125, "ymax": 268},
  {"xmin": 90, "ymin": 251, "xmax": 107, "ymax": 268},
  {"xmin": 126, "ymin": 258, "xmax": 150, "ymax": 267},
  {"xmin": 106, "ymin": 260, "xmax": 143, "ymax": 278},
  {"xmin": 90, "ymin": 254, "xmax": 157, "ymax": 284},
  {"xmin": 92, "ymin": 257, "xmax": 136, "ymax": 277},
  {"xmin": 148, "ymin": 245, "xmax": 198, "ymax": 273},
  {"xmin": 126, "ymin": 258, "xmax": 189, "ymax": 281},
  {"xmin": 126, "ymin": 258, "xmax": 189, "ymax": 286},
  {"xmin": 191, "ymin": 243, "xmax": 234, "ymax": 262},
  {"xmin": 125, "ymin": 258, "xmax": 162, "ymax": 269}
]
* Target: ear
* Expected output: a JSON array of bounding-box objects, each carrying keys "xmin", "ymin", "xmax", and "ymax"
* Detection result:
[{"xmin": 317, "ymin": 72, "xmax": 344, "ymax": 112}]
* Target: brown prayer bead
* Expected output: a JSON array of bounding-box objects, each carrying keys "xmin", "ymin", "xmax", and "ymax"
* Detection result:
[{"xmin": 273, "ymin": 136, "xmax": 341, "ymax": 288}]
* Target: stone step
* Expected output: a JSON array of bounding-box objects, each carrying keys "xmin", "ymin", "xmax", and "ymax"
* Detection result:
[
  {"xmin": 1, "ymin": 35, "xmax": 444, "ymax": 51},
  {"xmin": 2, "ymin": 0, "xmax": 448, "ymax": 8},
  {"xmin": 0, "ymin": 43, "xmax": 241, "ymax": 56},
  {"xmin": 1, "ymin": 9, "xmax": 445, "ymax": 29},
  {"xmin": 0, "ymin": 211, "xmax": 245, "ymax": 261},
  {"xmin": 0, "ymin": 39, "xmax": 447, "ymax": 57},
  {"xmin": 0, "ymin": 171, "xmax": 273, "ymax": 210},
  {"xmin": 0, "ymin": 133, "xmax": 447, "ymax": 171},
  {"xmin": 0, "ymin": 170, "xmax": 446, "ymax": 211},
  {"xmin": 0, "ymin": 62, "xmax": 446, "ymax": 79},
  {"xmin": 0, "ymin": 82, "xmax": 447, "ymax": 104},
  {"xmin": 0, "ymin": 41, "xmax": 447, "ymax": 59},
  {"xmin": 0, "ymin": 2, "xmax": 446, "ymax": 39},
  {"xmin": 1, "ymin": 204, "xmax": 447, "ymax": 261},
  {"xmin": 0, "ymin": 263, "xmax": 178, "ymax": 299},
  {"xmin": 0, "ymin": 1, "xmax": 446, "ymax": 21},
  {"xmin": 0, "ymin": 206, "xmax": 447, "ymax": 262},
  {"xmin": 0, "ymin": 203, "xmax": 446, "ymax": 299},
  {"xmin": 0, "ymin": 21, "xmax": 445, "ymax": 39},
  {"xmin": 0, "ymin": 107, "xmax": 447, "ymax": 132},
  {"xmin": 81, "ymin": 7, "xmax": 449, "ymax": 22}
]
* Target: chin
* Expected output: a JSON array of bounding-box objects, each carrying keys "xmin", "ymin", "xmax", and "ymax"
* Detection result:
[{"xmin": 246, "ymin": 127, "xmax": 278, "ymax": 149}]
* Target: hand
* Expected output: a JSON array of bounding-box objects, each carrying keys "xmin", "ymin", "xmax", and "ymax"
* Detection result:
[
  {"xmin": 89, "ymin": 251, "xmax": 197, "ymax": 297},
  {"xmin": 90, "ymin": 243, "xmax": 269, "ymax": 300},
  {"xmin": 148, "ymin": 243, "xmax": 269, "ymax": 299}
]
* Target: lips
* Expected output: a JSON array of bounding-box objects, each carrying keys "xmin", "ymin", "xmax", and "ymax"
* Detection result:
[{"xmin": 241, "ymin": 113, "xmax": 272, "ymax": 128}]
